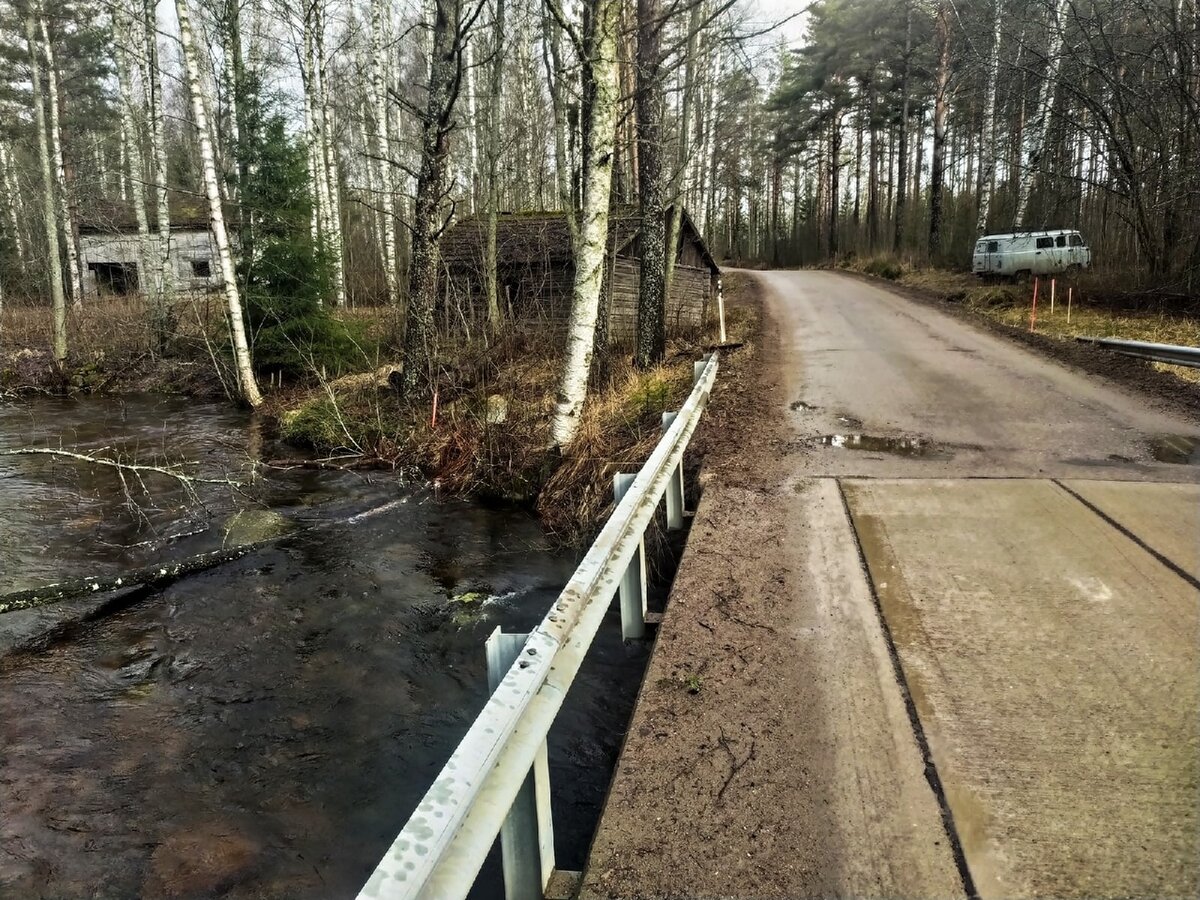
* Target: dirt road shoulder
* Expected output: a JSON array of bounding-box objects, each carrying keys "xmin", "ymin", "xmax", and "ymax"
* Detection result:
[{"xmin": 579, "ymin": 279, "xmax": 964, "ymax": 898}]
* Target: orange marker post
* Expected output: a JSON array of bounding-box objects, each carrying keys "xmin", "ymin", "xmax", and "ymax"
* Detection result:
[
  {"xmin": 1050, "ymin": 277, "xmax": 1056, "ymax": 314},
  {"xmin": 1067, "ymin": 286, "xmax": 1073, "ymax": 324},
  {"xmin": 1030, "ymin": 277, "xmax": 1039, "ymax": 332}
]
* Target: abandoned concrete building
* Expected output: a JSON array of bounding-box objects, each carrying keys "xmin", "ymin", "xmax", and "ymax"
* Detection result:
[
  {"xmin": 79, "ymin": 198, "xmax": 221, "ymax": 297},
  {"xmin": 439, "ymin": 207, "xmax": 720, "ymax": 341}
]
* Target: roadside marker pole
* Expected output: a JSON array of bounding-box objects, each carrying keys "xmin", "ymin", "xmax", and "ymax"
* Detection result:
[
  {"xmin": 1030, "ymin": 277, "xmax": 1039, "ymax": 332},
  {"xmin": 1067, "ymin": 287, "xmax": 1073, "ymax": 323},
  {"xmin": 1050, "ymin": 278, "xmax": 1056, "ymax": 314}
]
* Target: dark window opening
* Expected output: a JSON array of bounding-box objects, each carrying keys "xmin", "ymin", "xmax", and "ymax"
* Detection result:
[
  {"xmin": 987, "ymin": 241, "xmax": 999, "ymax": 253},
  {"xmin": 1036, "ymin": 237, "xmax": 1054, "ymax": 249},
  {"xmin": 88, "ymin": 262, "xmax": 138, "ymax": 295},
  {"xmin": 1069, "ymin": 234, "xmax": 1084, "ymax": 246},
  {"xmin": 1055, "ymin": 235, "xmax": 1067, "ymax": 247},
  {"xmin": 191, "ymin": 259, "xmax": 212, "ymax": 278}
]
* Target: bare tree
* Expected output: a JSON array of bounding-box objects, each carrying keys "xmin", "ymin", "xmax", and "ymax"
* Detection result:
[{"xmin": 175, "ymin": 0, "xmax": 263, "ymax": 407}]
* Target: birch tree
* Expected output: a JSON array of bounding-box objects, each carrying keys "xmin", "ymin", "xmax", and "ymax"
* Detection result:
[
  {"xmin": 549, "ymin": 0, "xmax": 621, "ymax": 448},
  {"xmin": 369, "ymin": 0, "xmax": 399, "ymax": 305},
  {"xmin": 143, "ymin": 0, "xmax": 173, "ymax": 309},
  {"xmin": 174, "ymin": 0, "xmax": 263, "ymax": 408},
  {"xmin": 39, "ymin": 18, "xmax": 84, "ymax": 306},
  {"xmin": 113, "ymin": 3, "xmax": 156, "ymax": 331},
  {"xmin": 974, "ymin": 0, "xmax": 1001, "ymax": 235},
  {"xmin": 1013, "ymin": 0, "xmax": 1068, "ymax": 226},
  {"xmin": 483, "ymin": 0, "xmax": 507, "ymax": 324},
  {"xmin": 25, "ymin": 4, "xmax": 67, "ymax": 365}
]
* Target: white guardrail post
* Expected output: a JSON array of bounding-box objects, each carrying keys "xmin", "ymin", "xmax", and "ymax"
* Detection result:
[
  {"xmin": 357, "ymin": 352, "xmax": 718, "ymax": 900},
  {"xmin": 661, "ymin": 412, "xmax": 684, "ymax": 530},
  {"xmin": 485, "ymin": 629, "xmax": 555, "ymax": 899},
  {"xmin": 613, "ymin": 473, "xmax": 648, "ymax": 639}
]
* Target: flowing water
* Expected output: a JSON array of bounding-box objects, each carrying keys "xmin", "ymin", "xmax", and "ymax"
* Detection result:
[{"xmin": 0, "ymin": 396, "xmax": 650, "ymax": 898}]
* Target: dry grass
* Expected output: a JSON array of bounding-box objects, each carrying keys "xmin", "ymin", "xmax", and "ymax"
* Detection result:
[{"xmin": 842, "ymin": 258, "xmax": 1200, "ymax": 384}]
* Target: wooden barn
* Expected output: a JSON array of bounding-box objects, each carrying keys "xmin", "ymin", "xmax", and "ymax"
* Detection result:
[{"xmin": 439, "ymin": 207, "xmax": 720, "ymax": 342}]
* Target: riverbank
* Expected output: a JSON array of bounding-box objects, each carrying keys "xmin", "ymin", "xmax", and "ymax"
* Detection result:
[{"xmin": 2, "ymin": 284, "xmax": 756, "ymax": 543}]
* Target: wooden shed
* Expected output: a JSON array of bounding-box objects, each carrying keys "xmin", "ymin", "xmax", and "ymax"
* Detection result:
[{"xmin": 439, "ymin": 207, "xmax": 720, "ymax": 342}]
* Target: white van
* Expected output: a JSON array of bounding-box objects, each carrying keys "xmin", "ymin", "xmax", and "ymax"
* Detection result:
[{"xmin": 972, "ymin": 229, "xmax": 1091, "ymax": 278}]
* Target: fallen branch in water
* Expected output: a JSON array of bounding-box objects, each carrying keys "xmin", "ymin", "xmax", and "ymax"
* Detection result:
[
  {"xmin": 0, "ymin": 544, "xmax": 264, "ymax": 615},
  {"xmin": 0, "ymin": 447, "xmax": 246, "ymax": 489}
]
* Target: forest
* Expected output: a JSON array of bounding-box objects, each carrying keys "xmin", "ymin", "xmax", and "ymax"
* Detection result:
[{"xmin": 0, "ymin": 0, "xmax": 1197, "ymax": 426}]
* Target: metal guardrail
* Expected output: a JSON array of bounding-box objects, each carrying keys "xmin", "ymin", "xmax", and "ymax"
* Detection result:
[
  {"xmin": 1076, "ymin": 336, "xmax": 1200, "ymax": 369},
  {"xmin": 357, "ymin": 352, "xmax": 720, "ymax": 900}
]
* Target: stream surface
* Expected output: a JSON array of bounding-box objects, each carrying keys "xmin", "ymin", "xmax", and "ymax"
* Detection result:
[{"xmin": 0, "ymin": 396, "xmax": 649, "ymax": 898}]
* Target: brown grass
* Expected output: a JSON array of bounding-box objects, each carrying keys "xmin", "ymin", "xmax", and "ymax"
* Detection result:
[{"xmin": 842, "ymin": 258, "xmax": 1200, "ymax": 384}]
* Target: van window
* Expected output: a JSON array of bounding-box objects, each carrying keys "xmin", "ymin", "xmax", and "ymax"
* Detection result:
[
  {"xmin": 987, "ymin": 241, "xmax": 999, "ymax": 253},
  {"xmin": 1055, "ymin": 235, "xmax": 1066, "ymax": 247},
  {"xmin": 1036, "ymin": 237, "xmax": 1054, "ymax": 249},
  {"xmin": 1069, "ymin": 234, "xmax": 1083, "ymax": 246}
]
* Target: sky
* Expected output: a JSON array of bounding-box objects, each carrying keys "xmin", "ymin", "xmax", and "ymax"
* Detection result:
[{"xmin": 752, "ymin": 0, "xmax": 811, "ymax": 47}]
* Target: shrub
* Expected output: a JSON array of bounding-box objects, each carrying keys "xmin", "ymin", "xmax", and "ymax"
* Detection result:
[{"xmin": 862, "ymin": 257, "xmax": 905, "ymax": 280}]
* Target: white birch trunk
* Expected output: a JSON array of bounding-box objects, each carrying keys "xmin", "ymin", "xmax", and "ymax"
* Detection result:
[
  {"xmin": 144, "ymin": 0, "xmax": 174, "ymax": 306},
  {"xmin": 0, "ymin": 142, "xmax": 26, "ymax": 265},
  {"xmin": 40, "ymin": 19, "xmax": 84, "ymax": 307},
  {"xmin": 26, "ymin": 8, "xmax": 67, "ymax": 364},
  {"xmin": 975, "ymin": 0, "xmax": 1002, "ymax": 235},
  {"xmin": 464, "ymin": 36, "xmax": 480, "ymax": 212},
  {"xmin": 115, "ymin": 16, "xmax": 155, "ymax": 314},
  {"xmin": 175, "ymin": 0, "xmax": 262, "ymax": 408},
  {"xmin": 551, "ymin": 0, "xmax": 621, "ymax": 448},
  {"xmin": 369, "ymin": 0, "xmax": 399, "ymax": 305},
  {"xmin": 315, "ymin": 4, "xmax": 345, "ymax": 307},
  {"xmin": 1014, "ymin": 0, "xmax": 1067, "ymax": 225},
  {"xmin": 696, "ymin": 42, "xmax": 723, "ymax": 238}
]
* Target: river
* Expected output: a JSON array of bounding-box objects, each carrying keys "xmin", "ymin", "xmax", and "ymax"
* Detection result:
[{"xmin": 0, "ymin": 395, "xmax": 651, "ymax": 897}]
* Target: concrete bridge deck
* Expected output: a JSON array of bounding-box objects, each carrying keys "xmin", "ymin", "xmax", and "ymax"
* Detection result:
[{"xmin": 580, "ymin": 271, "xmax": 1200, "ymax": 898}]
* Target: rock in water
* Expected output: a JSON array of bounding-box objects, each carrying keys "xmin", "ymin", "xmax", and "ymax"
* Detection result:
[{"xmin": 222, "ymin": 508, "xmax": 292, "ymax": 546}]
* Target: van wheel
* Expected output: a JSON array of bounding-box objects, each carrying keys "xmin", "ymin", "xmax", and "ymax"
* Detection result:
[
  {"xmin": 1067, "ymin": 264, "xmax": 1082, "ymax": 273},
  {"xmin": 1014, "ymin": 269, "xmax": 1032, "ymax": 283}
]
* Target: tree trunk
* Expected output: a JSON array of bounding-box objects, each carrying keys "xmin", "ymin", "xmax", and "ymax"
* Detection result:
[
  {"xmin": 542, "ymin": 8, "xmax": 578, "ymax": 249},
  {"xmin": 399, "ymin": 0, "xmax": 461, "ymax": 400},
  {"xmin": 114, "ymin": 12, "xmax": 157, "ymax": 336},
  {"xmin": 635, "ymin": 0, "xmax": 666, "ymax": 368},
  {"xmin": 928, "ymin": 1, "xmax": 951, "ymax": 260},
  {"xmin": 370, "ymin": 0, "xmax": 399, "ymax": 305},
  {"xmin": 175, "ymin": 0, "xmax": 262, "ymax": 408},
  {"xmin": 26, "ymin": 8, "xmax": 66, "ymax": 366},
  {"xmin": 143, "ymin": 0, "xmax": 174, "ymax": 311},
  {"xmin": 0, "ymin": 142, "xmax": 26, "ymax": 267},
  {"xmin": 828, "ymin": 107, "xmax": 842, "ymax": 258},
  {"xmin": 1014, "ymin": 0, "xmax": 1068, "ymax": 225},
  {"xmin": 551, "ymin": 0, "xmax": 621, "ymax": 447},
  {"xmin": 39, "ymin": 19, "xmax": 83, "ymax": 307},
  {"xmin": 975, "ymin": 0, "xmax": 1001, "ymax": 235},
  {"xmin": 483, "ymin": 0, "xmax": 508, "ymax": 325}
]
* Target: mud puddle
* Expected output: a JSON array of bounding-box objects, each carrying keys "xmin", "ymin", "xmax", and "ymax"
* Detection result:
[
  {"xmin": 811, "ymin": 433, "xmax": 953, "ymax": 459},
  {"xmin": 1147, "ymin": 434, "xmax": 1200, "ymax": 465}
]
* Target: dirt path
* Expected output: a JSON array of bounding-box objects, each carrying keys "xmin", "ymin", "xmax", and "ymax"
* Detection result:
[{"xmin": 581, "ymin": 270, "xmax": 1199, "ymax": 898}]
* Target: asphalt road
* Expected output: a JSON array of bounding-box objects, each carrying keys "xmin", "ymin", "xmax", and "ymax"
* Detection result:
[{"xmin": 583, "ymin": 270, "xmax": 1199, "ymax": 898}]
